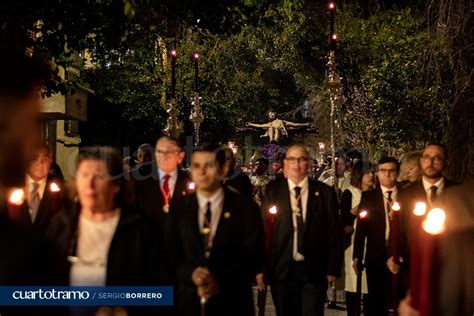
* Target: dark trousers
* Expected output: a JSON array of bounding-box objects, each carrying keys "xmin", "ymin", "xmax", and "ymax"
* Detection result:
[
  {"xmin": 346, "ymin": 291, "xmax": 369, "ymax": 316},
  {"xmin": 365, "ymin": 264, "xmax": 390, "ymax": 316},
  {"xmin": 271, "ymin": 261, "xmax": 327, "ymax": 316}
]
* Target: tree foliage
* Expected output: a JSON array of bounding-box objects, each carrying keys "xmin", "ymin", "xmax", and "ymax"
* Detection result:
[{"xmin": 1, "ymin": 0, "xmax": 471, "ymax": 179}]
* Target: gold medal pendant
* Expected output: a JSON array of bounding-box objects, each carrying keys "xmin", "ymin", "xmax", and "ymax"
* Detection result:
[{"xmin": 163, "ymin": 204, "xmax": 170, "ymax": 213}]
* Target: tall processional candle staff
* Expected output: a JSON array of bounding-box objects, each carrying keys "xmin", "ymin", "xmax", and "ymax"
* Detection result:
[
  {"xmin": 257, "ymin": 205, "xmax": 278, "ymax": 316},
  {"xmin": 389, "ymin": 201, "xmax": 401, "ymax": 314},
  {"xmin": 355, "ymin": 209, "xmax": 368, "ymax": 316}
]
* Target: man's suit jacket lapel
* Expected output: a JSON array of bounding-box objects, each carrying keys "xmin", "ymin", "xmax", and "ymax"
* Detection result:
[
  {"xmin": 374, "ymin": 186, "xmax": 386, "ymax": 232},
  {"xmin": 413, "ymin": 181, "xmax": 427, "ymax": 202},
  {"xmin": 275, "ymin": 180, "xmax": 293, "ymax": 247},
  {"xmin": 34, "ymin": 184, "xmax": 50, "ymax": 224},
  {"xmin": 187, "ymin": 194, "xmax": 206, "ymax": 263},
  {"xmin": 212, "ymin": 188, "xmax": 232, "ymax": 251},
  {"xmin": 303, "ymin": 180, "xmax": 317, "ymax": 236},
  {"xmin": 172, "ymin": 169, "xmax": 189, "ymax": 203}
]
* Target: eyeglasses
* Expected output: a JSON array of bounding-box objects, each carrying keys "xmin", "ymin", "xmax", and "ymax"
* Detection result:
[
  {"xmin": 421, "ymin": 155, "xmax": 444, "ymax": 164},
  {"xmin": 285, "ymin": 157, "xmax": 309, "ymax": 164},
  {"xmin": 156, "ymin": 149, "xmax": 180, "ymax": 156}
]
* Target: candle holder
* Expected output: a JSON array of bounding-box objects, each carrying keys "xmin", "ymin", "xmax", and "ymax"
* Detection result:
[
  {"xmin": 189, "ymin": 93, "xmax": 204, "ymax": 146},
  {"xmin": 164, "ymin": 98, "xmax": 183, "ymax": 139}
]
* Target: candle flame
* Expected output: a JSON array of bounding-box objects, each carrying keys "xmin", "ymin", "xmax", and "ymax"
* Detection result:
[
  {"xmin": 269, "ymin": 206, "xmax": 277, "ymax": 215},
  {"xmin": 188, "ymin": 182, "xmax": 195, "ymax": 190},
  {"xmin": 8, "ymin": 188, "xmax": 25, "ymax": 206},
  {"xmin": 328, "ymin": 2, "xmax": 336, "ymax": 10},
  {"xmin": 392, "ymin": 201, "xmax": 401, "ymax": 211},
  {"xmin": 359, "ymin": 209, "xmax": 368, "ymax": 219},
  {"xmin": 193, "ymin": 52, "xmax": 200, "ymax": 60},
  {"xmin": 413, "ymin": 202, "xmax": 427, "ymax": 216},
  {"xmin": 170, "ymin": 49, "xmax": 177, "ymax": 57},
  {"xmin": 50, "ymin": 182, "xmax": 61, "ymax": 193},
  {"xmin": 332, "ymin": 33, "xmax": 337, "ymax": 40},
  {"xmin": 422, "ymin": 208, "xmax": 446, "ymax": 235}
]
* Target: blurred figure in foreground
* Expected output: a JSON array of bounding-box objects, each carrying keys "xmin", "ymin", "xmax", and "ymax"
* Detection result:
[
  {"xmin": 47, "ymin": 147, "xmax": 166, "ymax": 316},
  {"xmin": 399, "ymin": 182, "xmax": 474, "ymax": 316}
]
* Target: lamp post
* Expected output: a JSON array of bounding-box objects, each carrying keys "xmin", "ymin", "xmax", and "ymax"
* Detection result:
[{"xmin": 325, "ymin": 1, "xmax": 343, "ymax": 190}]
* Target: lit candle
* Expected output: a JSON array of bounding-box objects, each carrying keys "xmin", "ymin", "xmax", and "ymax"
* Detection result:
[
  {"xmin": 193, "ymin": 52, "xmax": 200, "ymax": 92},
  {"xmin": 328, "ymin": 2, "xmax": 336, "ymax": 51},
  {"xmin": 391, "ymin": 201, "xmax": 401, "ymax": 263},
  {"xmin": 49, "ymin": 181, "xmax": 61, "ymax": 211},
  {"xmin": 257, "ymin": 205, "xmax": 278, "ymax": 316},
  {"xmin": 389, "ymin": 201, "xmax": 401, "ymax": 311},
  {"xmin": 409, "ymin": 202, "xmax": 427, "ymax": 310},
  {"xmin": 170, "ymin": 49, "xmax": 177, "ymax": 99},
  {"xmin": 418, "ymin": 208, "xmax": 445, "ymax": 316},
  {"xmin": 7, "ymin": 188, "xmax": 25, "ymax": 222},
  {"xmin": 355, "ymin": 208, "xmax": 368, "ymax": 316}
]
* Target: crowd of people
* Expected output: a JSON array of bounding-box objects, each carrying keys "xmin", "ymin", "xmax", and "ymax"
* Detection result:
[{"xmin": 0, "ymin": 49, "xmax": 472, "ymax": 316}]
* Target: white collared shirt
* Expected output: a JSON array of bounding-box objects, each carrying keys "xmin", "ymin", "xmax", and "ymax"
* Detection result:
[
  {"xmin": 158, "ymin": 168, "xmax": 178, "ymax": 198},
  {"xmin": 422, "ymin": 176, "xmax": 445, "ymax": 201},
  {"xmin": 288, "ymin": 177, "xmax": 309, "ymax": 261},
  {"xmin": 196, "ymin": 187, "xmax": 224, "ymax": 247},
  {"xmin": 26, "ymin": 175, "xmax": 47, "ymax": 200},
  {"xmin": 380, "ymin": 185, "xmax": 398, "ymax": 240}
]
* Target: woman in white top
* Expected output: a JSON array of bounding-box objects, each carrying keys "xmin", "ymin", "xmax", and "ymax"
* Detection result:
[
  {"xmin": 47, "ymin": 147, "xmax": 164, "ymax": 316},
  {"xmin": 340, "ymin": 161, "xmax": 375, "ymax": 316}
]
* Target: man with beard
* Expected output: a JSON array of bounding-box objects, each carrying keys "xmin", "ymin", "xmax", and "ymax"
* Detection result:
[{"xmin": 388, "ymin": 143, "xmax": 460, "ymax": 276}]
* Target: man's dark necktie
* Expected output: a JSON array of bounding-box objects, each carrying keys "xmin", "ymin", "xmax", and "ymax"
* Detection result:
[
  {"xmin": 294, "ymin": 186, "xmax": 304, "ymax": 255},
  {"xmin": 430, "ymin": 185, "xmax": 438, "ymax": 204},
  {"xmin": 29, "ymin": 182, "xmax": 40, "ymax": 222},
  {"xmin": 386, "ymin": 190, "xmax": 393, "ymax": 214},
  {"xmin": 202, "ymin": 202, "xmax": 212, "ymax": 258}
]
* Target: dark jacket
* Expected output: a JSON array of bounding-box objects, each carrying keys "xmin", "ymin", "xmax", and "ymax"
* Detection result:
[
  {"xmin": 353, "ymin": 185, "xmax": 394, "ymax": 267},
  {"xmin": 398, "ymin": 178, "xmax": 459, "ymax": 254},
  {"xmin": 17, "ymin": 175, "xmax": 69, "ymax": 233},
  {"xmin": 168, "ymin": 186, "xmax": 264, "ymax": 316},
  {"xmin": 262, "ymin": 178, "xmax": 343, "ymax": 283},
  {"xmin": 46, "ymin": 203, "xmax": 167, "ymax": 286},
  {"xmin": 134, "ymin": 167, "xmax": 191, "ymax": 231},
  {"xmin": 224, "ymin": 169, "xmax": 253, "ymax": 199}
]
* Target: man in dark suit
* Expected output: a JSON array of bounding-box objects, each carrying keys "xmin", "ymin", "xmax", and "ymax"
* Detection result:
[
  {"xmin": 394, "ymin": 143, "xmax": 460, "ymax": 314},
  {"xmin": 168, "ymin": 144, "xmax": 264, "ymax": 316},
  {"xmin": 396, "ymin": 143, "xmax": 459, "ymax": 264},
  {"xmin": 259, "ymin": 144, "xmax": 343, "ymax": 316},
  {"xmin": 134, "ymin": 136, "xmax": 191, "ymax": 228},
  {"xmin": 353, "ymin": 156, "xmax": 401, "ymax": 316},
  {"xmin": 21, "ymin": 144, "xmax": 66, "ymax": 233}
]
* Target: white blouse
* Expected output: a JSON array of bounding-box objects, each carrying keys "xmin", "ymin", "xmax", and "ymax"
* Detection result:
[{"xmin": 69, "ymin": 212, "xmax": 120, "ymax": 286}]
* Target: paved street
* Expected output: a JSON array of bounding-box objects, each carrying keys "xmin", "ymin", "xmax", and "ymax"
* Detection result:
[{"xmin": 253, "ymin": 287, "xmax": 346, "ymax": 316}]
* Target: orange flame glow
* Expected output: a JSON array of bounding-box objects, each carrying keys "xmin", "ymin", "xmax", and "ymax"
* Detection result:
[
  {"xmin": 50, "ymin": 182, "xmax": 61, "ymax": 193},
  {"xmin": 269, "ymin": 206, "xmax": 278, "ymax": 215},
  {"xmin": 8, "ymin": 189, "xmax": 25, "ymax": 206},
  {"xmin": 413, "ymin": 202, "xmax": 427, "ymax": 216},
  {"xmin": 422, "ymin": 208, "xmax": 446, "ymax": 235}
]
